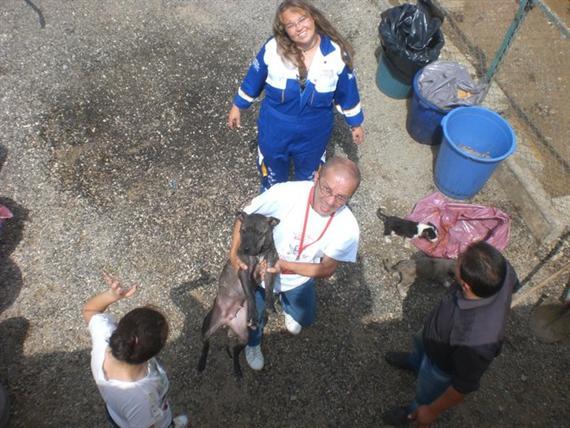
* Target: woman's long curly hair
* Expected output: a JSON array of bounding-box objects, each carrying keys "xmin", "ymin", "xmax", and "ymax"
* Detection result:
[{"xmin": 272, "ymin": 0, "xmax": 355, "ymax": 80}]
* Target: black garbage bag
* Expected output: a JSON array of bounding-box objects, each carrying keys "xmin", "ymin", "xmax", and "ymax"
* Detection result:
[{"xmin": 379, "ymin": 0, "xmax": 445, "ymax": 81}]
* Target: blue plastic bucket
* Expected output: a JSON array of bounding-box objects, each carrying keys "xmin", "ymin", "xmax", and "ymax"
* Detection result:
[
  {"xmin": 406, "ymin": 70, "xmax": 448, "ymax": 145},
  {"xmin": 376, "ymin": 53, "xmax": 412, "ymax": 99},
  {"xmin": 435, "ymin": 107, "xmax": 516, "ymax": 199}
]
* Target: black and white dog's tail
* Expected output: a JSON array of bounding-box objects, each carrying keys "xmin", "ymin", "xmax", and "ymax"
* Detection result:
[{"xmin": 376, "ymin": 208, "xmax": 388, "ymax": 220}]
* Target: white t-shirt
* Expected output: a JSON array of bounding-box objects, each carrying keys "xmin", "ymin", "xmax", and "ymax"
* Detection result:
[
  {"xmin": 89, "ymin": 314, "xmax": 172, "ymax": 428},
  {"xmin": 244, "ymin": 181, "xmax": 359, "ymax": 292}
]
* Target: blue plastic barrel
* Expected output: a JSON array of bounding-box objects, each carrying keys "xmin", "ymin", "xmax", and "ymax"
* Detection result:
[
  {"xmin": 376, "ymin": 53, "xmax": 412, "ymax": 99},
  {"xmin": 435, "ymin": 107, "xmax": 516, "ymax": 199},
  {"xmin": 406, "ymin": 70, "xmax": 448, "ymax": 145}
]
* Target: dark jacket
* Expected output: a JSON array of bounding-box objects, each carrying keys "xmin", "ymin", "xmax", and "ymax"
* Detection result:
[{"xmin": 422, "ymin": 262, "xmax": 519, "ymax": 394}]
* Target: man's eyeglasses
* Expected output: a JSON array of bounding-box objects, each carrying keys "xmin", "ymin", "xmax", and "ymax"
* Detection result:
[
  {"xmin": 284, "ymin": 15, "xmax": 308, "ymax": 31},
  {"xmin": 317, "ymin": 179, "xmax": 350, "ymax": 205}
]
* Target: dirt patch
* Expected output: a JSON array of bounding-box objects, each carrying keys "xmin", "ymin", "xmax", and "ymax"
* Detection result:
[{"xmin": 38, "ymin": 33, "xmax": 256, "ymax": 211}]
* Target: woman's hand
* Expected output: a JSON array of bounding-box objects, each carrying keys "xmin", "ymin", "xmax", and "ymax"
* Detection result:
[
  {"xmin": 227, "ymin": 105, "xmax": 242, "ymax": 129},
  {"xmin": 351, "ymin": 126, "xmax": 364, "ymax": 145}
]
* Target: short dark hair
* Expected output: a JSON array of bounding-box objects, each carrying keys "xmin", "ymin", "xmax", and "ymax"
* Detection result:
[
  {"xmin": 459, "ymin": 241, "xmax": 507, "ymax": 298},
  {"xmin": 109, "ymin": 307, "xmax": 169, "ymax": 364}
]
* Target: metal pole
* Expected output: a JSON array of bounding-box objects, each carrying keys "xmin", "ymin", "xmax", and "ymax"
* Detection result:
[
  {"xmin": 535, "ymin": 0, "xmax": 570, "ymax": 39},
  {"xmin": 484, "ymin": 0, "xmax": 535, "ymax": 84}
]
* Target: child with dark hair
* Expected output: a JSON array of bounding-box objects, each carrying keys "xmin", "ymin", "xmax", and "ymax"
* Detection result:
[
  {"xmin": 83, "ymin": 273, "xmax": 188, "ymax": 428},
  {"xmin": 383, "ymin": 242, "xmax": 520, "ymax": 426}
]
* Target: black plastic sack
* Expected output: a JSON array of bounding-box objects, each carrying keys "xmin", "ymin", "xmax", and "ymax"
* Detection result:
[{"xmin": 379, "ymin": 0, "xmax": 445, "ymax": 81}]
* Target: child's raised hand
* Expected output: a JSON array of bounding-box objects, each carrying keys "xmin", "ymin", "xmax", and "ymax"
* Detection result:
[{"xmin": 102, "ymin": 272, "xmax": 138, "ymax": 299}]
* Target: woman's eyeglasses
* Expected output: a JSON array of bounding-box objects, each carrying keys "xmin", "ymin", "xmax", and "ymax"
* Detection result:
[{"xmin": 285, "ymin": 15, "xmax": 308, "ymax": 31}]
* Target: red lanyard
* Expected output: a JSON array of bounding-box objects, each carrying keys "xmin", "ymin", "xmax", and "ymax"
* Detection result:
[{"xmin": 296, "ymin": 185, "xmax": 335, "ymax": 260}]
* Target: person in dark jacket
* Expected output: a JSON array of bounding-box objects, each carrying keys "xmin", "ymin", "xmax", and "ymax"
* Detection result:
[{"xmin": 383, "ymin": 241, "xmax": 519, "ymax": 426}]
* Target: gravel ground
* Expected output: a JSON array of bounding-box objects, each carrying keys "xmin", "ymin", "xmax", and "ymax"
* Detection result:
[{"xmin": 0, "ymin": 0, "xmax": 568, "ymax": 427}]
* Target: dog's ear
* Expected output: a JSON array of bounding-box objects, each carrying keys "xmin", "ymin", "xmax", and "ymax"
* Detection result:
[
  {"xmin": 268, "ymin": 216, "xmax": 280, "ymax": 227},
  {"xmin": 236, "ymin": 211, "xmax": 247, "ymax": 222}
]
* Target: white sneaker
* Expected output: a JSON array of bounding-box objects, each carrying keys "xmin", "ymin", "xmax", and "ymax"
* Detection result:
[
  {"xmin": 245, "ymin": 345, "xmax": 264, "ymax": 370},
  {"xmin": 173, "ymin": 414, "xmax": 189, "ymax": 428},
  {"xmin": 284, "ymin": 312, "xmax": 302, "ymax": 335}
]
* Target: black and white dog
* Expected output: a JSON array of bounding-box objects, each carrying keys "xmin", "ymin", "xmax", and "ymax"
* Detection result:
[{"xmin": 376, "ymin": 208, "xmax": 438, "ymax": 241}]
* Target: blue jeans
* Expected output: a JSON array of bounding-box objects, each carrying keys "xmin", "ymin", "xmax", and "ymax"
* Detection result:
[
  {"xmin": 248, "ymin": 279, "xmax": 316, "ymax": 347},
  {"xmin": 407, "ymin": 330, "xmax": 453, "ymax": 412}
]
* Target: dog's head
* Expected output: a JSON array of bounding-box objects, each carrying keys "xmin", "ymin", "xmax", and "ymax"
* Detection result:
[
  {"xmin": 236, "ymin": 211, "xmax": 280, "ymax": 256},
  {"xmin": 418, "ymin": 222, "xmax": 438, "ymax": 241}
]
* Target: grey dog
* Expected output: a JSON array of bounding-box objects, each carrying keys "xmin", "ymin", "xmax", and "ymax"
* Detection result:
[
  {"xmin": 392, "ymin": 256, "xmax": 456, "ymax": 298},
  {"xmin": 198, "ymin": 212, "xmax": 279, "ymax": 378}
]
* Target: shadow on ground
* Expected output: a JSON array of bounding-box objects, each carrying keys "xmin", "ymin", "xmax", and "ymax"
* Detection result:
[
  {"xmin": 1, "ymin": 253, "xmax": 568, "ymax": 426},
  {"xmin": 0, "ymin": 197, "xmax": 27, "ymax": 315}
]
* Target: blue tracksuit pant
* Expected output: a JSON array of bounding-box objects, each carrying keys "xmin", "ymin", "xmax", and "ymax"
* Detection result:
[{"xmin": 257, "ymin": 103, "xmax": 333, "ymax": 191}]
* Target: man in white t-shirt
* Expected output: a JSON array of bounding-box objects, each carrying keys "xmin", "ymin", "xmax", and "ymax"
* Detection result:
[{"xmin": 229, "ymin": 156, "xmax": 361, "ymax": 370}]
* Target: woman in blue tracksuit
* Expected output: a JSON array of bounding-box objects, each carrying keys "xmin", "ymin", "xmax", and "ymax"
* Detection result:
[{"xmin": 227, "ymin": 0, "xmax": 364, "ymax": 191}]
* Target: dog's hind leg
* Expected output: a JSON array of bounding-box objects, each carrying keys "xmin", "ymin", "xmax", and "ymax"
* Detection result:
[
  {"xmin": 232, "ymin": 344, "xmax": 246, "ymax": 379},
  {"xmin": 227, "ymin": 307, "xmax": 250, "ymax": 378},
  {"xmin": 198, "ymin": 306, "xmax": 224, "ymax": 372},
  {"xmin": 197, "ymin": 340, "xmax": 210, "ymax": 372},
  {"xmin": 200, "ymin": 305, "xmax": 226, "ymax": 339}
]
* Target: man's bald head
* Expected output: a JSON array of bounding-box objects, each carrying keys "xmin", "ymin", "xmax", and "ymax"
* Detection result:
[{"xmin": 320, "ymin": 156, "xmax": 361, "ymax": 190}]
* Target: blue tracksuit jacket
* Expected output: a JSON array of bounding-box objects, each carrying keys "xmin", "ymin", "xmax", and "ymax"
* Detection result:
[{"xmin": 233, "ymin": 35, "xmax": 364, "ymax": 189}]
